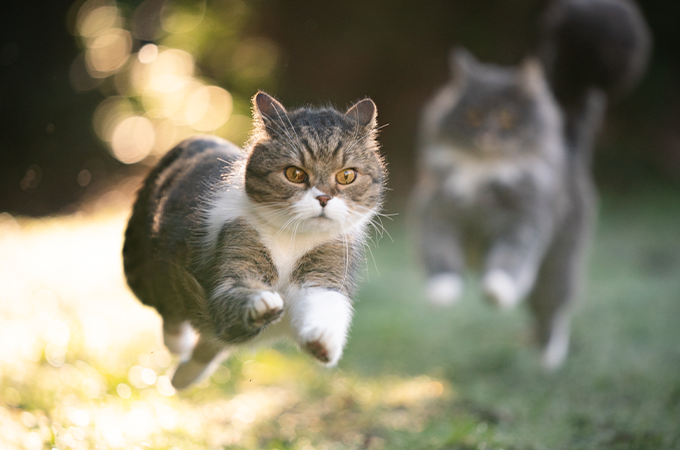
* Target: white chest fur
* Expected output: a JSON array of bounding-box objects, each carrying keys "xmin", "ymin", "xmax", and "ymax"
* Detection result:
[
  {"xmin": 204, "ymin": 172, "xmax": 342, "ymax": 288},
  {"xmin": 425, "ymin": 145, "xmax": 562, "ymax": 203},
  {"xmin": 256, "ymin": 227, "xmax": 336, "ymax": 287}
]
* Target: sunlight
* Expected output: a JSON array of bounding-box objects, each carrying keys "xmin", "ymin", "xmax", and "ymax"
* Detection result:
[{"xmin": 0, "ymin": 210, "xmax": 450, "ymax": 448}]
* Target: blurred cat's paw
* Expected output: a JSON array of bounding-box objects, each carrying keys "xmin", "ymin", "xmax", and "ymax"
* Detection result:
[
  {"xmin": 483, "ymin": 270, "xmax": 521, "ymax": 309},
  {"xmin": 248, "ymin": 291, "xmax": 284, "ymax": 328},
  {"xmin": 171, "ymin": 359, "xmax": 210, "ymax": 390},
  {"xmin": 426, "ymin": 273, "xmax": 463, "ymax": 306},
  {"xmin": 541, "ymin": 312, "xmax": 571, "ymax": 371},
  {"xmin": 301, "ymin": 328, "xmax": 344, "ymax": 366},
  {"xmin": 542, "ymin": 334, "xmax": 569, "ymax": 371},
  {"xmin": 170, "ymin": 355, "xmax": 226, "ymax": 390}
]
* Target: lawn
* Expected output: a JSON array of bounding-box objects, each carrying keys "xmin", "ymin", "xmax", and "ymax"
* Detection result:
[{"xmin": 1, "ymin": 186, "xmax": 679, "ymax": 450}]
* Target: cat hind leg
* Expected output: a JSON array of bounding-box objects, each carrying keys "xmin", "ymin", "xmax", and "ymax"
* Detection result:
[
  {"xmin": 419, "ymin": 217, "xmax": 466, "ymax": 306},
  {"xmin": 171, "ymin": 334, "xmax": 228, "ymax": 389},
  {"xmin": 541, "ymin": 308, "xmax": 571, "ymax": 370},
  {"xmin": 163, "ymin": 321, "xmax": 197, "ymax": 362}
]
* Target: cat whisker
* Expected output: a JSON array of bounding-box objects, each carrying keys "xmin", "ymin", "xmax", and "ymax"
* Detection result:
[
  {"xmin": 344, "ymin": 214, "xmax": 380, "ymax": 276},
  {"xmin": 352, "ymin": 204, "xmax": 397, "ymax": 220},
  {"xmin": 261, "ymin": 112, "xmax": 305, "ymax": 158},
  {"xmin": 276, "ymin": 108, "xmax": 306, "ymax": 157},
  {"xmin": 246, "ymin": 206, "xmax": 292, "ymax": 224},
  {"xmin": 274, "ymin": 214, "xmax": 301, "ymax": 239},
  {"xmin": 364, "ymin": 237, "xmax": 380, "ymax": 276},
  {"xmin": 262, "ymin": 109, "xmax": 305, "ymax": 159},
  {"xmin": 348, "ymin": 209, "xmax": 393, "ymax": 243},
  {"xmin": 350, "ymin": 205, "xmax": 395, "ymax": 242},
  {"xmin": 338, "ymin": 224, "xmax": 350, "ymax": 293},
  {"xmin": 289, "ymin": 215, "xmax": 302, "ymax": 249}
]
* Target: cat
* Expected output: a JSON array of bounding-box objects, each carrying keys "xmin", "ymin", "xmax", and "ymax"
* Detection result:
[
  {"xmin": 411, "ymin": 50, "xmax": 584, "ymax": 369},
  {"xmin": 411, "ymin": 0, "xmax": 650, "ymax": 370},
  {"xmin": 123, "ymin": 92, "xmax": 387, "ymax": 389}
]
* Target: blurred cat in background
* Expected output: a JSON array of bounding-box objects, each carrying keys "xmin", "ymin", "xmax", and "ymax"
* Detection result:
[
  {"xmin": 411, "ymin": 0, "xmax": 650, "ymax": 369},
  {"xmin": 123, "ymin": 92, "xmax": 386, "ymax": 389}
]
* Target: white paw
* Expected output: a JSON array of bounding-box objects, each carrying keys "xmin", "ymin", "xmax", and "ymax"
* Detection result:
[
  {"xmin": 248, "ymin": 291, "xmax": 284, "ymax": 327},
  {"xmin": 426, "ymin": 273, "xmax": 463, "ymax": 306},
  {"xmin": 542, "ymin": 336, "xmax": 569, "ymax": 371},
  {"xmin": 300, "ymin": 326, "xmax": 346, "ymax": 366},
  {"xmin": 542, "ymin": 314, "xmax": 571, "ymax": 371},
  {"xmin": 483, "ymin": 270, "xmax": 521, "ymax": 310},
  {"xmin": 292, "ymin": 289, "xmax": 352, "ymax": 366},
  {"xmin": 164, "ymin": 322, "xmax": 196, "ymax": 362}
]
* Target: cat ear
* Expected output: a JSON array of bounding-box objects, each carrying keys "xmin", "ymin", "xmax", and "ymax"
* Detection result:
[
  {"xmin": 519, "ymin": 58, "xmax": 548, "ymax": 95},
  {"xmin": 345, "ymin": 98, "xmax": 377, "ymax": 128},
  {"xmin": 449, "ymin": 47, "xmax": 476, "ymax": 84},
  {"xmin": 253, "ymin": 91, "xmax": 287, "ymax": 125}
]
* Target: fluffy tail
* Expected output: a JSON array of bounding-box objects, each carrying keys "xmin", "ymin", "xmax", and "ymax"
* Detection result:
[{"xmin": 539, "ymin": 0, "xmax": 652, "ymax": 157}]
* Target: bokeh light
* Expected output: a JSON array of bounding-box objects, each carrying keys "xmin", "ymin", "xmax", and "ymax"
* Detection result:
[
  {"xmin": 110, "ymin": 115, "xmax": 155, "ymax": 164},
  {"xmin": 71, "ymin": 0, "xmax": 278, "ymax": 165}
]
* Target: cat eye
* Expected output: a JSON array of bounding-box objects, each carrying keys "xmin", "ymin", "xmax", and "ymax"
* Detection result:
[
  {"xmin": 285, "ymin": 166, "xmax": 307, "ymax": 183},
  {"xmin": 499, "ymin": 109, "xmax": 516, "ymax": 130},
  {"xmin": 336, "ymin": 169, "xmax": 357, "ymax": 185},
  {"xmin": 466, "ymin": 109, "xmax": 483, "ymax": 128}
]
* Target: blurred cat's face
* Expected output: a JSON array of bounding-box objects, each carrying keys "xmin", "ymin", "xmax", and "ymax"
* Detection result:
[
  {"xmin": 437, "ymin": 52, "xmax": 552, "ymax": 158},
  {"xmin": 245, "ymin": 94, "xmax": 386, "ymax": 236},
  {"xmin": 444, "ymin": 88, "xmax": 537, "ymax": 155}
]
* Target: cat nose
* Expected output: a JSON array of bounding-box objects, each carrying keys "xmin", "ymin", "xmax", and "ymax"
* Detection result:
[{"xmin": 316, "ymin": 195, "xmax": 331, "ymax": 207}]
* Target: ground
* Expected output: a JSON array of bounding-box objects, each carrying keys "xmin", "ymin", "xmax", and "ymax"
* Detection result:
[{"xmin": 0, "ymin": 186, "xmax": 679, "ymax": 450}]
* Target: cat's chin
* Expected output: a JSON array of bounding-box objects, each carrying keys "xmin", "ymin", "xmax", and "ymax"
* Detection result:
[{"xmin": 297, "ymin": 216, "xmax": 345, "ymax": 234}]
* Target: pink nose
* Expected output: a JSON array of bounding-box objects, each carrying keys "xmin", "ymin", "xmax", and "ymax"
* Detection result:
[{"xmin": 316, "ymin": 195, "xmax": 331, "ymax": 207}]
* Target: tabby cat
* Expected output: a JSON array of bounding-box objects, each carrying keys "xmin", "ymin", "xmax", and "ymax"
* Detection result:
[{"xmin": 123, "ymin": 92, "xmax": 386, "ymax": 388}]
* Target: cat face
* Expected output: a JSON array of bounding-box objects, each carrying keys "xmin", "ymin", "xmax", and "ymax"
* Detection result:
[
  {"xmin": 437, "ymin": 49, "xmax": 553, "ymax": 157},
  {"xmin": 244, "ymin": 92, "xmax": 386, "ymax": 236}
]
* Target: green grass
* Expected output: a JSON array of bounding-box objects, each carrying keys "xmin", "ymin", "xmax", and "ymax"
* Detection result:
[
  {"xmin": 344, "ymin": 186, "xmax": 680, "ymax": 449},
  {"xmin": 1, "ymin": 186, "xmax": 679, "ymax": 449}
]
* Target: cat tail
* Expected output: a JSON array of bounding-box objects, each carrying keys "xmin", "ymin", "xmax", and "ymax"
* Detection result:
[{"xmin": 539, "ymin": 0, "xmax": 651, "ymax": 161}]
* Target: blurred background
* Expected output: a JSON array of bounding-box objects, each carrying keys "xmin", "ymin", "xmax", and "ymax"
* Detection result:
[
  {"xmin": 1, "ymin": 0, "xmax": 679, "ymax": 215},
  {"xmin": 1, "ymin": 1, "xmax": 679, "ymax": 449}
]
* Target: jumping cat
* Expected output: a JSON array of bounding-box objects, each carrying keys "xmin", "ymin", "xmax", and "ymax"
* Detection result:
[
  {"xmin": 123, "ymin": 92, "xmax": 387, "ymax": 389},
  {"xmin": 411, "ymin": 0, "xmax": 650, "ymax": 369}
]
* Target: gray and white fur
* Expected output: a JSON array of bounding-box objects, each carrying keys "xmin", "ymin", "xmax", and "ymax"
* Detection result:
[
  {"xmin": 412, "ymin": 0, "xmax": 649, "ymax": 370},
  {"xmin": 123, "ymin": 92, "xmax": 386, "ymax": 388}
]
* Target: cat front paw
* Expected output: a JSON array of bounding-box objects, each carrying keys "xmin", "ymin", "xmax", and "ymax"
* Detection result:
[
  {"xmin": 248, "ymin": 291, "xmax": 284, "ymax": 328},
  {"xmin": 300, "ymin": 327, "xmax": 345, "ymax": 366},
  {"xmin": 483, "ymin": 270, "xmax": 521, "ymax": 310},
  {"xmin": 426, "ymin": 273, "xmax": 463, "ymax": 306},
  {"xmin": 305, "ymin": 338, "xmax": 331, "ymax": 363}
]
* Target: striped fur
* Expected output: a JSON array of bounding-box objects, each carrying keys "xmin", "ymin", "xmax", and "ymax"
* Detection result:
[{"xmin": 123, "ymin": 92, "xmax": 387, "ymax": 388}]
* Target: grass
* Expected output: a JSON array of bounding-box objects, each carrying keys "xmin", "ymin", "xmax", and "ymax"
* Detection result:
[{"xmin": 1, "ymin": 186, "xmax": 679, "ymax": 449}]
